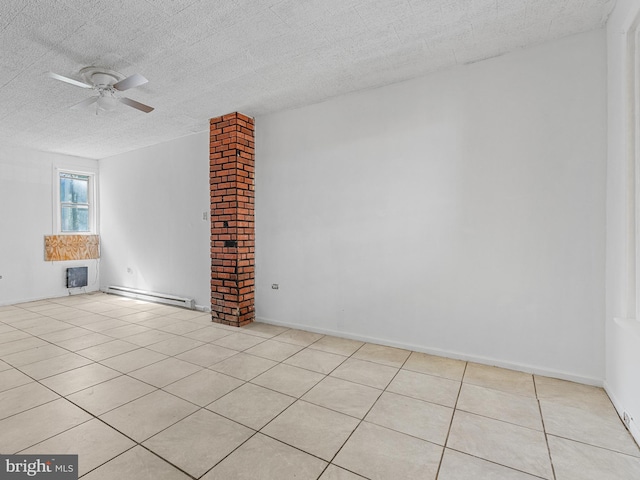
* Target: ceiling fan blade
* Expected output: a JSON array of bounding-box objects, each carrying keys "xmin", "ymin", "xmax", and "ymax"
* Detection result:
[
  {"xmin": 48, "ymin": 72, "xmax": 92, "ymax": 89},
  {"xmin": 113, "ymin": 73, "xmax": 148, "ymax": 91},
  {"xmin": 70, "ymin": 96, "xmax": 98, "ymax": 110},
  {"xmin": 119, "ymin": 97, "xmax": 154, "ymax": 113}
]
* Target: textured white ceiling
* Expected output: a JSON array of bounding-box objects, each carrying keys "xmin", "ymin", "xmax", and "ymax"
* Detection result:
[{"xmin": 0, "ymin": 0, "xmax": 613, "ymax": 159}]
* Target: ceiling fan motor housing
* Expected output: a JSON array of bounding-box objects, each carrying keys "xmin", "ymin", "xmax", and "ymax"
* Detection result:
[{"xmin": 80, "ymin": 67, "xmax": 124, "ymax": 88}]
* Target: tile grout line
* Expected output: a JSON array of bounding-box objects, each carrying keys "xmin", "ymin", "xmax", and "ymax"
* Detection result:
[
  {"xmin": 443, "ymin": 446, "xmax": 551, "ymax": 480},
  {"xmin": 434, "ymin": 360, "xmax": 467, "ymax": 479},
  {"xmin": 245, "ymin": 337, "xmax": 373, "ymax": 479},
  {"xmin": 452, "ymin": 407, "xmax": 545, "ymax": 430},
  {"xmin": 190, "ymin": 430, "xmax": 261, "ymax": 480},
  {"xmin": 308, "ymin": 343, "xmax": 375, "ymax": 479},
  {"xmin": 316, "ymin": 347, "xmax": 411, "ymax": 477},
  {"xmin": 545, "ymin": 432, "xmax": 640, "ymax": 459},
  {"xmin": 534, "ymin": 375, "xmax": 558, "ymax": 480},
  {"xmin": 196, "ymin": 334, "xmax": 364, "ymax": 479}
]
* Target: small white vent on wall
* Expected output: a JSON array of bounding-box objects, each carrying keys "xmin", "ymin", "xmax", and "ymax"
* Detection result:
[{"xmin": 105, "ymin": 286, "xmax": 195, "ymax": 309}]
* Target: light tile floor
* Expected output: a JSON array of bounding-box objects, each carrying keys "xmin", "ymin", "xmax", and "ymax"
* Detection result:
[{"xmin": 0, "ymin": 292, "xmax": 639, "ymax": 479}]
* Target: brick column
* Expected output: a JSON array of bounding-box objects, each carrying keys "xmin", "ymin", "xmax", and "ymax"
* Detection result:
[{"xmin": 210, "ymin": 113, "xmax": 255, "ymax": 327}]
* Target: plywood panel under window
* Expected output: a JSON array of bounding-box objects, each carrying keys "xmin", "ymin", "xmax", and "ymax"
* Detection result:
[{"xmin": 44, "ymin": 235, "xmax": 100, "ymax": 261}]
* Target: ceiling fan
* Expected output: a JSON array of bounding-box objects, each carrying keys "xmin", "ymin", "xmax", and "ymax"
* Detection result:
[{"xmin": 48, "ymin": 66, "xmax": 154, "ymax": 114}]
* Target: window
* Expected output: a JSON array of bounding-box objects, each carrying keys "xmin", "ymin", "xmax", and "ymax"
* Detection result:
[{"xmin": 57, "ymin": 171, "xmax": 96, "ymax": 233}]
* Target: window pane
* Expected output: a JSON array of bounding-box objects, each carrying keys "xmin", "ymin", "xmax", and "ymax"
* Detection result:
[
  {"xmin": 60, "ymin": 174, "xmax": 88, "ymax": 204},
  {"xmin": 61, "ymin": 206, "xmax": 89, "ymax": 232}
]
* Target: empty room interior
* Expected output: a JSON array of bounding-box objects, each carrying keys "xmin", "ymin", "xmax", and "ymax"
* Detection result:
[{"xmin": 1, "ymin": 0, "xmax": 640, "ymax": 479}]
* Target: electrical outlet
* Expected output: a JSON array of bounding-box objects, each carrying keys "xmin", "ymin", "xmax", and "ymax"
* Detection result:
[
  {"xmin": 272, "ymin": 284, "xmax": 279, "ymax": 290},
  {"xmin": 623, "ymin": 412, "xmax": 632, "ymax": 428},
  {"xmin": 203, "ymin": 211, "xmax": 209, "ymax": 220}
]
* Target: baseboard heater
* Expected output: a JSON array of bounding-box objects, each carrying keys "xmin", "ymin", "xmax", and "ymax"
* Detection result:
[{"xmin": 105, "ymin": 286, "xmax": 195, "ymax": 310}]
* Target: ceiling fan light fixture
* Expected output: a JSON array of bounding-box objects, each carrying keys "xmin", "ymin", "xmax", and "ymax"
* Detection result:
[{"xmin": 96, "ymin": 92, "xmax": 118, "ymax": 112}]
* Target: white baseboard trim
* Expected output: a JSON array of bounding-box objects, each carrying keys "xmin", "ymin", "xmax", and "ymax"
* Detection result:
[
  {"xmin": 604, "ymin": 382, "xmax": 640, "ymax": 447},
  {"xmin": 256, "ymin": 315, "xmax": 604, "ymax": 387}
]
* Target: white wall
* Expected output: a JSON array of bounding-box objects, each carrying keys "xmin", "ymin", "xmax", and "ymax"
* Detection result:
[
  {"xmin": 0, "ymin": 146, "xmax": 99, "ymax": 305},
  {"xmin": 605, "ymin": 0, "xmax": 640, "ymax": 443},
  {"xmin": 99, "ymin": 132, "xmax": 211, "ymax": 310},
  {"xmin": 255, "ymin": 29, "xmax": 607, "ymax": 384}
]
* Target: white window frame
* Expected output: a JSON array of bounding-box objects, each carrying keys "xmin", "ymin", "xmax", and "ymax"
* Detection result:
[{"xmin": 54, "ymin": 168, "xmax": 98, "ymax": 235}]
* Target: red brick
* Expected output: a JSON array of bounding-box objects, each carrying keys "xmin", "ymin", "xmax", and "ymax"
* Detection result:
[{"xmin": 210, "ymin": 112, "xmax": 255, "ymax": 328}]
